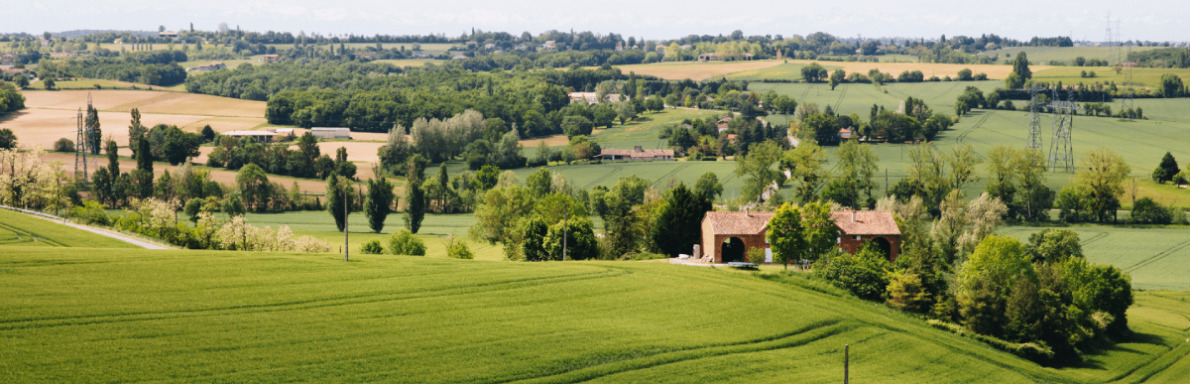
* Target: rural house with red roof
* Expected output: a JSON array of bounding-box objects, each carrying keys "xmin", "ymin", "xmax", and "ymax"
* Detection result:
[{"xmin": 699, "ymin": 209, "xmax": 900, "ymax": 264}]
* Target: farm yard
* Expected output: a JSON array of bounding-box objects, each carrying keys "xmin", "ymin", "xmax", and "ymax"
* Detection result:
[{"xmin": 1, "ymin": 209, "xmax": 1189, "ymax": 382}]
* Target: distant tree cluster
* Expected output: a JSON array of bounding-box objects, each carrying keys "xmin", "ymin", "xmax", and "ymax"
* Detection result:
[
  {"xmin": 43, "ymin": 51, "xmax": 188, "ymax": 86},
  {"xmin": 0, "ymin": 83, "xmax": 25, "ymax": 118}
]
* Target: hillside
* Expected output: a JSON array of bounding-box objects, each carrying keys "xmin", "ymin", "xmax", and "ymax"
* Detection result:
[{"xmin": 1, "ymin": 244, "xmax": 1187, "ymax": 383}]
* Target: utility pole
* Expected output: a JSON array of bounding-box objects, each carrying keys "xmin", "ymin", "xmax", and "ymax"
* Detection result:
[
  {"xmin": 844, "ymin": 344, "xmax": 850, "ymax": 384},
  {"xmin": 562, "ymin": 209, "xmax": 569, "ymax": 261}
]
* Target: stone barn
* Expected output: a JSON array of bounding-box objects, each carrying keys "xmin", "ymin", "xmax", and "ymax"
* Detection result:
[{"xmin": 699, "ymin": 209, "xmax": 901, "ymax": 264}]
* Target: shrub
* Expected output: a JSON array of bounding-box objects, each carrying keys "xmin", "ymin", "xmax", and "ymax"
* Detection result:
[
  {"xmin": 388, "ymin": 229, "xmax": 426, "ymax": 256},
  {"xmin": 53, "ymin": 138, "xmax": 75, "ymax": 152},
  {"xmin": 1131, "ymin": 197, "xmax": 1173, "ymax": 224},
  {"xmin": 360, "ymin": 240, "xmax": 384, "ymax": 254},
  {"xmin": 447, "ymin": 241, "xmax": 474, "ymax": 259},
  {"xmin": 746, "ymin": 247, "xmax": 767, "ymax": 264},
  {"xmin": 69, "ymin": 200, "xmax": 110, "ymax": 225},
  {"xmin": 812, "ymin": 244, "xmax": 889, "ymax": 301}
]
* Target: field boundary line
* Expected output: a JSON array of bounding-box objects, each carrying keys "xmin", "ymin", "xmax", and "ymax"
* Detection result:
[{"xmin": 0, "ymin": 205, "xmax": 170, "ymax": 250}]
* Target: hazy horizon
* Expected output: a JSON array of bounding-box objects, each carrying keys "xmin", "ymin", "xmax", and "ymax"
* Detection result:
[{"xmin": 6, "ymin": 0, "xmax": 1188, "ymax": 42}]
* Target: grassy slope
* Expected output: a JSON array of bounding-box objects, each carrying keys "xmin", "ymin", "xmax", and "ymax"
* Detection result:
[
  {"xmin": 0, "ymin": 209, "xmax": 136, "ymax": 249},
  {"xmin": 1, "ymin": 247, "xmax": 1187, "ymax": 383},
  {"xmin": 979, "ymin": 46, "xmax": 1164, "ymax": 65},
  {"xmin": 999, "ymin": 225, "xmax": 1190, "ymax": 291},
  {"xmin": 1033, "ymin": 66, "xmax": 1190, "ymax": 90},
  {"xmin": 7, "ymin": 247, "xmax": 1188, "ymax": 383}
]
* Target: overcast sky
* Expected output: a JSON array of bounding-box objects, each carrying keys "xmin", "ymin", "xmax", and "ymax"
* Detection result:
[{"xmin": 7, "ymin": 0, "xmax": 1187, "ymax": 42}]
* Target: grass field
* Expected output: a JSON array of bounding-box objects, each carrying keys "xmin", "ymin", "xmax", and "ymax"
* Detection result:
[
  {"xmin": 1033, "ymin": 66, "xmax": 1190, "ymax": 90},
  {"xmin": 999, "ymin": 225, "xmax": 1190, "ymax": 291},
  {"xmin": 22, "ymin": 78, "xmax": 168, "ymax": 91},
  {"xmin": 615, "ymin": 60, "xmax": 783, "ymax": 80},
  {"xmin": 979, "ymin": 46, "xmax": 1164, "ymax": 65},
  {"xmin": 243, "ymin": 211, "xmax": 505, "ymax": 260},
  {"xmin": 726, "ymin": 62, "xmax": 807, "ymax": 81},
  {"xmin": 1, "ymin": 243, "xmax": 1188, "ymax": 383},
  {"xmin": 0, "ymin": 209, "xmax": 136, "ymax": 248},
  {"xmin": 593, "ymin": 108, "xmax": 723, "ymax": 150}
]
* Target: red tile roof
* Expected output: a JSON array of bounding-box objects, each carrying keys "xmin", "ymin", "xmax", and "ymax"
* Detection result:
[
  {"xmin": 598, "ymin": 147, "xmax": 674, "ymax": 159},
  {"xmin": 831, "ymin": 210, "xmax": 901, "ymax": 236},
  {"xmin": 703, "ymin": 210, "xmax": 900, "ymax": 237},
  {"xmin": 703, "ymin": 211, "xmax": 775, "ymax": 235}
]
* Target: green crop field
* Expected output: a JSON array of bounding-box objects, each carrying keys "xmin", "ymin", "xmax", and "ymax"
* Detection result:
[
  {"xmin": 979, "ymin": 46, "xmax": 1164, "ymax": 65},
  {"xmin": 0, "ymin": 209, "xmax": 137, "ymax": 249},
  {"xmin": 593, "ymin": 108, "xmax": 722, "ymax": 150},
  {"xmin": 999, "ymin": 225, "xmax": 1190, "ymax": 291},
  {"xmin": 726, "ymin": 62, "xmax": 808, "ymax": 81},
  {"xmin": 1, "ymin": 244, "xmax": 1188, "ymax": 383},
  {"xmin": 1033, "ymin": 66, "xmax": 1190, "ymax": 90},
  {"xmin": 242, "ymin": 211, "xmax": 506, "ymax": 260}
]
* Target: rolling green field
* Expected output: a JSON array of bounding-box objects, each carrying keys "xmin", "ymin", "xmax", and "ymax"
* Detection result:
[
  {"xmin": 0, "ymin": 209, "xmax": 136, "ymax": 248},
  {"xmin": 1, "ymin": 244, "xmax": 1188, "ymax": 383},
  {"xmin": 980, "ymin": 46, "xmax": 1163, "ymax": 65},
  {"xmin": 593, "ymin": 108, "xmax": 722, "ymax": 150},
  {"xmin": 1033, "ymin": 66, "xmax": 1190, "ymax": 90},
  {"xmin": 999, "ymin": 225, "xmax": 1190, "ymax": 291},
  {"xmin": 726, "ymin": 62, "xmax": 808, "ymax": 81},
  {"xmin": 243, "ymin": 211, "xmax": 507, "ymax": 260}
]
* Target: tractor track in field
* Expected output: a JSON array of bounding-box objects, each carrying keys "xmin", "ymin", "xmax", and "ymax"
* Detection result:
[
  {"xmin": 955, "ymin": 111, "xmax": 993, "ymax": 147},
  {"xmin": 1078, "ymin": 231, "xmax": 1110, "ymax": 246},
  {"xmin": 1123, "ymin": 237, "xmax": 1190, "ymax": 274},
  {"xmin": 0, "ymin": 222, "xmax": 68, "ymax": 247},
  {"xmin": 0, "ymin": 267, "xmax": 630, "ymax": 331},
  {"xmin": 832, "ymin": 83, "xmax": 849, "ymax": 112},
  {"xmin": 587, "ymin": 165, "xmax": 623, "ymax": 187},
  {"xmin": 497, "ymin": 320, "xmax": 847, "ymax": 384}
]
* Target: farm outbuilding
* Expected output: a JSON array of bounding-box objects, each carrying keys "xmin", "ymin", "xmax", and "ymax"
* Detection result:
[
  {"xmin": 597, "ymin": 146, "xmax": 674, "ymax": 162},
  {"xmin": 223, "ymin": 130, "xmax": 277, "ymax": 142},
  {"xmin": 699, "ymin": 209, "xmax": 901, "ymax": 264},
  {"xmin": 310, "ymin": 127, "xmax": 352, "ymax": 140}
]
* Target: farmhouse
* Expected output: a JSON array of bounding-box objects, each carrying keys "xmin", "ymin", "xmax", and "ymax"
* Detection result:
[
  {"xmin": 0, "ymin": 53, "xmax": 14, "ymax": 65},
  {"xmin": 259, "ymin": 54, "xmax": 280, "ymax": 63},
  {"xmin": 186, "ymin": 62, "xmax": 226, "ymax": 72},
  {"xmin": 223, "ymin": 130, "xmax": 277, "ymax": 142},
  {"xmin": 597, "ymin": 146, "xmax": 674, "ymax": 162},
  {"xmin": 699, "ymin": 209, "xmax": 900, "ymax": 264},
  {"xmin": 697, "ymin": 53, "xmax": 720, "ymax": 62},
  {"xmin": 310, "ymin": 127, "xmax": 352, "ymax": 139}
]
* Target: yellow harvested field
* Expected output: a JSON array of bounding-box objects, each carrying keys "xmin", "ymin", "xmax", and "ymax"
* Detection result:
[
  {"xmin": 615, "ymin": 60, "xmax": 784, "ymax": 81},
  {"xmin": 23, "ymin": 90, "xmax": 266, "ymax": 117},
  {"xmin": 790, "ymin": 60, "xmax": 1051, "ymax": 80}
]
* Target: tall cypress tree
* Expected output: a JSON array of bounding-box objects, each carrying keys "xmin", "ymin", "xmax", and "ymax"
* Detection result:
[
  {"xmin": 404, "ymin": 155, "xmax": 427, "ymax": 234},
  {"xmin": 365, "ymin": 177, "xmax": 394, "ymax": 233}
]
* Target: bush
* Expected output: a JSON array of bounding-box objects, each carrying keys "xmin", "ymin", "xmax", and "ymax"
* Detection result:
[
  {"xmin": 69, "ymin": 200, "xmax": 110, "ymax": 225},
  {"xmin": 447, "ymin": 241, "xmax": 474, "ymax": 259},
  {"xmin": 53, "ymin": 138, "xmax": 75, "ymax": 152},
  {"xmin": 928, "ymin": 320, "xmax": 1055, "ymax": 364},
  {"xmin": 746, "ymin": 247, "xmax": 767, "ymax": 264},
  {"xmin": 1131, "ymin": 197, "xmax": 1173, "ymax": 224},
  {"xmin": 388, "ymin": 229, "xmax": 426, "ymax": 256},
  {"xmin": 812, "ymin": 244, "xmax": 890, "ymax": 301},
  {"xmin": 360, "ymin": 240, "xmax": 384, "ymax": 254}
]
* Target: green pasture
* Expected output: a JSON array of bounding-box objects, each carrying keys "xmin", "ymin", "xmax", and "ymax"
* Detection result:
[
  {"xmin": 242, "ymin": 211, "xmax": 506, "ymax": 260},
  {"xmin": 726, "ymin": 62, "xmax": 808, "ymax": 81},
  {"xmin": 1033, "ymin": 66, "xmax": 1190, "ymax": 90},
  {"xmin": 750, "ymin": 80, "xmax": 1002, "ymax": 119},
  {"xmin": 593, "ymin": 108, "xmax": 723, "ymax": 150},
  {"xmin": 25, "ymin": 77, "xmax": 171, "ymax": 91},
  {"xmin": 2, "ymin": 246, "xmax": 1189, "ymax": 383},
  {"xmin": 999, "ymin": 225, "xmax": 1190, "ymax": 291},
  {"xmin": 980, "ymin": 46, "xmax": 1163, "ymax": 65},
  {"xmin": 0, "ymin": 209, "xmax": 136, "ymax": 248}
]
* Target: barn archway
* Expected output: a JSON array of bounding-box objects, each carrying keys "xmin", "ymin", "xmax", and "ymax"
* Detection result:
[
  {"xmin": 721, "ymin": 237, "xmax": 745, "ymax": 263},
  {"xmin": 871, "ymin": 237, "xmax": 892, "ymax": 260}
]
